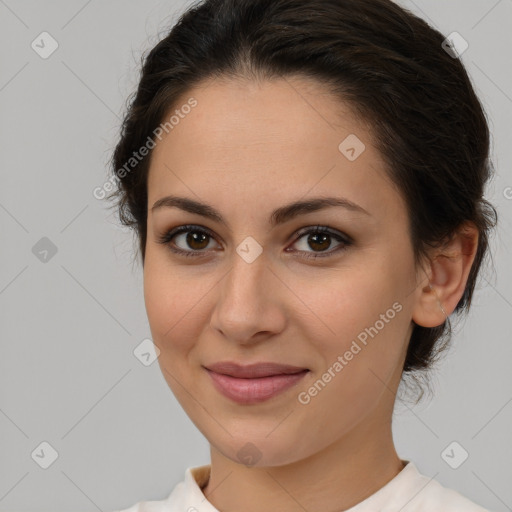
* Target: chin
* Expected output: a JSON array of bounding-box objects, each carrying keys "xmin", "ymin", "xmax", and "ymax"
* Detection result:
[{"xmin": 213, "ymin": 432, "xmax": 312, "ymax": 468}]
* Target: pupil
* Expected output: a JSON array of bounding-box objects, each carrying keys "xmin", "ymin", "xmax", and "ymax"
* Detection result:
[
  {"xmin": 188, "ymin": 231, "xmax": 208, "ymax": 249},
  {"xmin": 310, "ymin": 233, "xmax": 330, "ymax": 252}
]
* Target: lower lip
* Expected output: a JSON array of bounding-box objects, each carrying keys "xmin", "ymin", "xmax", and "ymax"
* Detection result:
[{"xmin": 205, "ymin": 368, "xmax": 309, "ymax": 404}]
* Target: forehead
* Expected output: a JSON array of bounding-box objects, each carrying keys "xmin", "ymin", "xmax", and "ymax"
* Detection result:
[
  {"xmin": 151, "ymin": 75, "xmax": 367, "ymax": 161},
  {"xmin": 147, "ymin": 76, "xmax": 403, "ymax": 222}
]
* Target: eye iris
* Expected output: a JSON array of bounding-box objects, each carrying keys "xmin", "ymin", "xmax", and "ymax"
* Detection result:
[
  {"xmin": 187, "ymin": 231, "xmax": 209, "ymax": 250},
  {"xmin": 308, "ymin": 232, "xmax": 330, "ymax": 252}
]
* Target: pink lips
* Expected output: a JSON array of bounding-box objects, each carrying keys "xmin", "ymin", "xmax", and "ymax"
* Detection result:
[{"xmin": 204, "ymin": 361, "xmax": 309, "ymax": 404}]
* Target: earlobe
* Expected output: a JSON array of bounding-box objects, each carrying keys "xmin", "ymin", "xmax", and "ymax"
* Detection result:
[{"xmin": 411, "ymin": 222, "xmax": 479, "ymax": 328}]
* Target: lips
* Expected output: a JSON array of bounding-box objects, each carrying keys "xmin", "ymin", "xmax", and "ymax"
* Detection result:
[
  {"xmin": 203, "ymin": 361, "xmax": 309, "ymax": 404},
  {"xmin": 204, "ymin": 361, "xmax": 308, "ymax": 378}
]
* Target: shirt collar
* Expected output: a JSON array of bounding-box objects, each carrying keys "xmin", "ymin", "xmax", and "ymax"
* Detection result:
[{"xmin": 177, "ymin": 460, "xmax": 429, "ymax": 511}]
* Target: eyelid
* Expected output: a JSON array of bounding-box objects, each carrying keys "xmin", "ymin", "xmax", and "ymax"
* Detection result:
[
  {"xmin": 290, "ymin": 224, "xmax": 352, "ymax": 244},
  {"xmin": 157, "ymin": 223, "xmax": 352, "ymax": 258},
  {"xmin": 156, "ymin": 224, "xmax": 221, "ymax": 251}
]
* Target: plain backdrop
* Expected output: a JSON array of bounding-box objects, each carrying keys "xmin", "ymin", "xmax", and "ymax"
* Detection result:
[{"xmin": 0, "ymin": 1, "xmax": 511, "ymax": 511}]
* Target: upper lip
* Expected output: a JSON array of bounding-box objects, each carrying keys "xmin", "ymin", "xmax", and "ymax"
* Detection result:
[{"xmin": 204, "ymin": 361, "xmax": 309, "ymax": 378}]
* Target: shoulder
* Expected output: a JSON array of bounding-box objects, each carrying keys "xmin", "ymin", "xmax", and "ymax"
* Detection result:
[
  {"xmin": 113, "ymin": 499, "xmax": 172, "ymax": 512},
  {"xmin": 399, "ymin": 464, "xmax": 491, "ymax": 512},
  {"xmin": 110, "ymin": 480, "xmax": 184, "ymax": 512},
  {"xmin": 351, "ymin": 461, "xmax": 492, "ymax": 512},
  {"xmin": 110, "ymin": 466, "xmax": 203, "ymax": 512}
]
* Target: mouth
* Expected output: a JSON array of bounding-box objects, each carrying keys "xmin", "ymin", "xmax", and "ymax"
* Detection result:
[{"xmin": 203, "ymin": 361, "xmax": 310, "ymax": 404}]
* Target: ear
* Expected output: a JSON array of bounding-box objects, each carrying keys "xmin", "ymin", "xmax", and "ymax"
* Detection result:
[{"xmin": 412, "ymin": 221, "xmax": 479, "ymax": 328}]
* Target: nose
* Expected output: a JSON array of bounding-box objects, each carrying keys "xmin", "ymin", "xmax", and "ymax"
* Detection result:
[{"xmin": 209, "ymin": 246, "xmax": 286, "ymax": 345}]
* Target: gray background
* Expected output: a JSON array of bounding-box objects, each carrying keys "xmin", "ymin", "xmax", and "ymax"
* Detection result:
[{"xmin": 0, "ymin": 0, "xmax": 511, "ymax": 511}]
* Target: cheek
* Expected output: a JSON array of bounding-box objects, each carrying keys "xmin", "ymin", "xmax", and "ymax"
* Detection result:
[
  {"xmin": 143, "ymin": 262, "xmax": 204, "ymax": 400},
  {"xmin": 143, "ymin": 254, "xmax": 217, "ymax": 356},
  {"xmin": 296, "ymin": 261, "xmax": 410, "ymax": 395},
  {"xmin": 294, "ymin": 295, "xmax": 408, "ymax": 443},
  {"xmin": 298, "ymin": 262, "xmax": 403, "ymax": 344},
  {"xmin": 143, "ymin": 254, "xmax": 189, "ymax": 347}
]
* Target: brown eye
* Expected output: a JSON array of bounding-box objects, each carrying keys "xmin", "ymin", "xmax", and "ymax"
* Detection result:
[
  {"xmin": 156, "ymin": 225, "xmax": 219, "ymax": 257},
  {"xmin": 157, "ymin": 224, "xmax": 352, "ymax": 260},
  {"xmin": 289, "ymin": 226, "xmax": 352, "ymax": 259},
  {"xmin": 181, "ymin": 230, "xmax": 210, "ymax": 250}
]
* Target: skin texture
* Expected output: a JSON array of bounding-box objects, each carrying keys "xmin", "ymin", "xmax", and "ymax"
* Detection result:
[{"xmin": 143, "ymin": 76, "xmax": 479, "ymax": 512}]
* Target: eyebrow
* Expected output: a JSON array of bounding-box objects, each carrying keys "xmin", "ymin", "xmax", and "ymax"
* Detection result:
[{"xmin": 150, "ymin": 195, "xmax": 371, "ymax": 227}]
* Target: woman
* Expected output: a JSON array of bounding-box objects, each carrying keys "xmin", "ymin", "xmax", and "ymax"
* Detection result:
[{"xmin": 108, "ymin": 0, "xmax": 498, "ymax": 510}]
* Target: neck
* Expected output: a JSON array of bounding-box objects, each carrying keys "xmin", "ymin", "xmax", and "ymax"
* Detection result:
[{"xmin": 201, "ymin": 409, "xmax": 404, "ymax": 512}]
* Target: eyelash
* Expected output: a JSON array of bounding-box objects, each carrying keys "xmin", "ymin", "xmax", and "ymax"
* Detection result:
[{"xmin": 156, "ymin": 224, "xmax": 352, "ymax": 260}]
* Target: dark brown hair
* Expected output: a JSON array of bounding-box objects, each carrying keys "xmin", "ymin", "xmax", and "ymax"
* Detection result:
[{"xmin": 107, "ymin": 0, "xmax": 497, "ymax": 400}]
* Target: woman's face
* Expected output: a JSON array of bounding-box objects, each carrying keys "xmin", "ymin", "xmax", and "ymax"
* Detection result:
[{"xmin": 144, "ymin": 76, "xmax": 421, "ymax": 466}]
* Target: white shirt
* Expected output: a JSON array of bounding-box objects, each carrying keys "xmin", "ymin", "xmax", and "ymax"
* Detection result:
[{"xmin": 115, "ymin": 460, "xmax": 491, "ymax": 512}]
